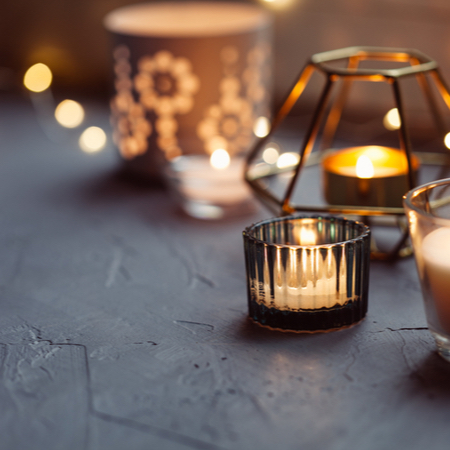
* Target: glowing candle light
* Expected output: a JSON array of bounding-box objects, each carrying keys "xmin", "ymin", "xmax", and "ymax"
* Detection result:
[
  {"xmin": 297, "ymin": 227, "xmax": 317, "ymax": 246},
  {"xmin": 168, "ymin": 151, "xmax": 252, "ymax": 219},
  {"xmin": 322, "ymin": 145, "xmax": 420, "ymax": 207},
  {"xmin": 243, "ymin": 216, "xmax": 371, "ymax": 332},
  {"xmin": 210, "ymin": 149, "xmax": 230, "ymax": 170},
  {"xmin": 356, "ymin": 155, "xmax": 375, "ymax": 179}
]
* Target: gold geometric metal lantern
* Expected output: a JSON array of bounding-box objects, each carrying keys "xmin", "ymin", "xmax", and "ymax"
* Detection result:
[{"xmin": 244, "ymin": 46, "xmax": 450, "ymax": 260}]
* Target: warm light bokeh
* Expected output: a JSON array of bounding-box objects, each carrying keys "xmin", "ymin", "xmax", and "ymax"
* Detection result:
[
  {"xmin": 383, "ymin": 108, "xmax": 401, "ymax": 130},
  {"xmin": 276, "ymin": 152, "xmax": 300, "ymax": 169},
  {"xmin": 356, "ymin": 155, "xmax": 375, "ymax": 179},
  {"xmin": 23, "ymin": 63, "xmax": 52, "ymax": 92},
  {"xmin": 299, "ymin": 227, "xmax": 317, "ymax": 245},
  {"xmin": 79, "ymin": 127, "xmax": 107, "ymax": 153},
  {"xmin": 55, "ymin": 100, "xmax": 85, "ymax": 128},
  {"xmin": 262, "ymin": 144, "xmax": 279, "ymax": 164},
  {"xmin": 210, "ymin": 149, "xmax": 230, "ymax": 169},
  {"xmin": 253, "ymin": 116, "xmax": 270, "ymax": 138}
]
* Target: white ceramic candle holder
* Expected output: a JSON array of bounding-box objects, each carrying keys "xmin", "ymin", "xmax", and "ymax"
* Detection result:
[{"xmin": 104, "ymin": 1, "xmax": 273, "ymax": 183}]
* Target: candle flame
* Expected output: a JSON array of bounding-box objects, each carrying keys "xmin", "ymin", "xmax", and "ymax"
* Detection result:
[
  {"xmin": 210, "ymin": 149, "xmax": 230, "ymax": 170},
  {"xmin": 356, "ymin": 155, "xmax": 374, "ymax": 179},
  {"xmin": 299, "ymin": 228, "xmax": 317, "ymax": 246},
  {"xmin": 79, "ymin": 127, "xmax": 107, "ymax": 153}
]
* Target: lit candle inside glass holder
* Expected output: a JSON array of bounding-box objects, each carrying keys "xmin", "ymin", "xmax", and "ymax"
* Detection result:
[
  {"xmin": 167, "ymin": 149, "xmax": 254, "ymax": 219},
  {"xmin": 243, "ymin": 215, "xmax": 371, "ymax": 332},
  {"xmin": 322, "ymin": 146, "xmax": 420, "ymax": 207}
]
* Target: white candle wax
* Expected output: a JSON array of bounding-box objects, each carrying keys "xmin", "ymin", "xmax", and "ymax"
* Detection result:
[
  {"xmin": 260, "ymin": 242, "xmax": 349, "ymax": 311},
  {"xmin": 421, "ymin": 227, "xmax": 450, "ymax": 333},
  {"xmin": 171, "ymin": 155, "xmax": 252, "ymax": 205}
]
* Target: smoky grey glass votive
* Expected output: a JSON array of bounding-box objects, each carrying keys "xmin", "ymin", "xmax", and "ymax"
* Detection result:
[{"xmin": 243, "ymin": 215, "xmax": 371, "ymax": 332}]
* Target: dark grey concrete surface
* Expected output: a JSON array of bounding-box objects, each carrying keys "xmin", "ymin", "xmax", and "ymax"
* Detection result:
[{"xmin": 1, "ymin": 93, "xmax": 450, "ymax": 450}]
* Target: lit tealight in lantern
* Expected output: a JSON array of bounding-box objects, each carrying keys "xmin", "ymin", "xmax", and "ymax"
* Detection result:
[{"xmin": 322, "ymin": 146, "xmax": 420, "ymax": 208}]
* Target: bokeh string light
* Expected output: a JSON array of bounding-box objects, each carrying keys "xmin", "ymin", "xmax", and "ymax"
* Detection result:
[
  {"xmin": 79, "ymin": 127, "xmax": 107, "ymax": 153},
  {"xmin": 23, "ymin": 62, "xmax": 107, "ymax": 153},
  {"xmin": 383, "ymin": 108, "xmax": 401, "ymax": 131},
  {"xmin": 55, "ymin": 100, "xmax": 85, "ymax": 128},
  {"xmin": 23, "ymin": 63, "xmax": 52, "ymax": 93}
]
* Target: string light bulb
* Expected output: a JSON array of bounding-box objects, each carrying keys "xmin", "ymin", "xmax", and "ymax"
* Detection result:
[
  {"xmin": 23, "ymin": 63, "xmax": 52, "ymax": 92},
  {"xmin": 55, "ymin": 100, "xmax": 85, "ymax": 128},
  {"xmin": 79, "ymin": 127, "xmax": 107, "ymax": 153},
  {"xmin": 383, "ymin": 108, "xmax": 401, "ymax": 130}
]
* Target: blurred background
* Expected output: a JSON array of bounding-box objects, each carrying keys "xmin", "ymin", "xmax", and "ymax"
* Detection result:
[
  {"xmin": 2, "ymin": 0, "xmax": 450, "ymax": 165},
  {"xmin": 2, "ymin": 0, "xmax": 450, "ymax": 104}
]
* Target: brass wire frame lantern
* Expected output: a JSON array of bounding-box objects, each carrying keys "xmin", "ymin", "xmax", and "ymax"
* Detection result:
[{"xmin": 244, "ymin": 46, "xmax": 450, "ymax": 260}]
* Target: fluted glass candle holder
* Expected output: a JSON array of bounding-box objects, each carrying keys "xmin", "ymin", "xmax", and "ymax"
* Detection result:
[{"xmin": 243, "ymin": 215, "xmax": 371, "ymax": 332}]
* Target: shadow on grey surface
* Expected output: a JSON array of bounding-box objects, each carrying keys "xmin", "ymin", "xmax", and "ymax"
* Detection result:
[
  {"xmin": 85, "ymin": 167, "xmax": 166, "ymax": 197},
  {"xmin": 409, "ymin": 352, "xmax": 450, "ymax": 398},
  {"xmin": 69, "ymin": 166, "xmax": 262, "ymax": 229},
  {"xmin": 236, "ymin": 314, "xmax": 363, "ymax": 344}
]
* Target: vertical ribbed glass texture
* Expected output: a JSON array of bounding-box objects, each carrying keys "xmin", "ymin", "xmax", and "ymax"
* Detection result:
[
  {"xmin": 404, "ymin": 178, "xmax": 450, "ymax": 362},
  {"xmin": 243, "ymin": 215, "xmax": 371, "ymax": 332}
]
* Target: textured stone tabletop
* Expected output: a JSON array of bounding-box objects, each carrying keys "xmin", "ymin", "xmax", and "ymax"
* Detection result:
[{"xmin": 1, "ymin": 93, "xmax": 450, "ymax": 450}]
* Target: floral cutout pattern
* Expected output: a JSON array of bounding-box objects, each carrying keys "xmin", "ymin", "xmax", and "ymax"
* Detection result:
[
  {"xmin": 110, "ymin": 46, "xmax": 200, "ymax": 160},
  {"xmin": 197, "ymin": 42, "xmax": 271, "ymax": 156},
  {"xmin": 110, "ymin": 45, "xmax": 152, "ymax": 160},
  {"xmin": 134, "ymin": 50, "xmax": 200, "ymax": 160},
  {"xmin": 110, "ymin": 42, "xmax": 270, "ymax": 160}
]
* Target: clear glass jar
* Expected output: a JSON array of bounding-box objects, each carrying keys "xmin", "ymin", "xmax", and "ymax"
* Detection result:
[{"xmin": 404, "ymin": 178, "xmax": 450, "ymax": 361}]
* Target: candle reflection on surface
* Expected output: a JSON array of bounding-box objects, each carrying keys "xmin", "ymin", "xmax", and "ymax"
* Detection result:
[{"xmin": 167, "ymin": 151, "xmax": 253, "ymax": 219}]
